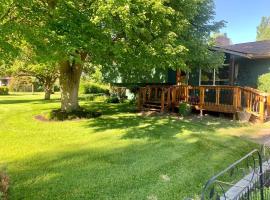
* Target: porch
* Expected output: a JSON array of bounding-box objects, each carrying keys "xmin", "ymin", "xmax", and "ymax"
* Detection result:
[{"xmin": 137, "ymin": 85, "xmax": 270, "ymax": 122}]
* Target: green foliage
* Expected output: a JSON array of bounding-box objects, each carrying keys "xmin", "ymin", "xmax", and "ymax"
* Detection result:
[
  {"xmin": 257, "ymin": 17, "xmax": 270, "ymax": 41},
  {"xmin": 0, "ymin": 86, "xmax": 9, "ymax": 95},
  {"xmin": 8, "ymin": 76, "xmax": 33, "ymax": 92},
  {"xmin": 49, "ymin": 108, "xmax": 102, "ymax": 121},
  {"xmin": 258, "ymin": 73, "xmax": 270, "ymax": 93},
  {"xmin": 178, "ymin": 102, "xmax": 191, "ymax": 117},
  {"xmin": 105, "ymin": 95, "xmax": 120, "ymax": 104},
  {"xmin": 80, "ymin": 81, "xmax": 110, "ymax": 95},
  {"xmin": 0, "ymin": 0, "xmax": 224, "ymax": 84}
]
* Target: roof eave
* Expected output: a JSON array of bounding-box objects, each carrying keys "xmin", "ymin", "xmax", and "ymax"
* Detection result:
[{"xmin": 212, "ymin": 47, "xmax": 252, "ymax": 58}]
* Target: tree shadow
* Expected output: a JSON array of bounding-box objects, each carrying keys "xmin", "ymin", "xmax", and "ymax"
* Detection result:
[
  {"xmin": 0, "ymin": 99, "xmax": 60, "ymax": 105},
  {"xmin": 86, "ymin": 113, "xmax": 247, "ymax": 140}
]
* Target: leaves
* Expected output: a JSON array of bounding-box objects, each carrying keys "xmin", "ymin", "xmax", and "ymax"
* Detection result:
[
  {"xmin": 0, "ymin": 0, "xmax": 224, "ymax": 83},
  {"xmin": 257, "ymin": 16, "xmax": 270, "ymax": 41}
]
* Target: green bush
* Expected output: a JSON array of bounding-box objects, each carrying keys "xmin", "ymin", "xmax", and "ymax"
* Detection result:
[
  {"xmin": 178, "ymin": 102, "xmax": 191, "ymax": 117},
  {"xmin": 80, "ymin": 81, "xmax": 110, "ymax": 95},
  {"xmin": 105, "ymin": 95, "xmax": 120, "ymax": 104},
  {"xmin": 49, "ymin": 108, "xmax": 102, "ymax": 121},
  {"xmin": 0, "ymin": 86, "xmax": 9, "ymax": 95},
  {"xmin": 258, "ymin": 73, "xmax": 270, "ymax": 93}
]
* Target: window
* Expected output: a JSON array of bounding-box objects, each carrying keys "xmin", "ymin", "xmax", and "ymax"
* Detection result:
[{"xmin": 200, "ymin": 65, "xmax": 230, "ymax": 86}]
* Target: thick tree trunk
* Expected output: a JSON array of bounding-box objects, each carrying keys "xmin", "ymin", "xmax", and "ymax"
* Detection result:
[{"xmin": 59, "ymin": 61, "xmax": 83, "ymax": 112}]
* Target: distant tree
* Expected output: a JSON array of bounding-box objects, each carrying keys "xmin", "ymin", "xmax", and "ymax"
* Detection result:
[
  {"xmin": 257, "ymin": 17, "xmax": 270, "ymax": 41},
  {"xmin": 212, "ymin": 33, "xmax": 232, "ymax": 46}
]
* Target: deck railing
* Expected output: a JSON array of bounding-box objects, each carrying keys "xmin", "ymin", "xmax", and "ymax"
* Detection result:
[{"xmin": 138, "ymin": 85, "xmax": 270, "ymax": 122}]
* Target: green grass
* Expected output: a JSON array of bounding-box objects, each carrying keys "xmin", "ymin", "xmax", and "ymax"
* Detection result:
[{"xmin": 0, "ymin": 93, "xmax": 261, "ymax": 199}]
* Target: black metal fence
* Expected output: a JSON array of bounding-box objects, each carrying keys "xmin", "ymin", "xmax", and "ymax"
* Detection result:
[{"xmin": 201, "ymin": 141, "xmax": 270, "ymax": 200}]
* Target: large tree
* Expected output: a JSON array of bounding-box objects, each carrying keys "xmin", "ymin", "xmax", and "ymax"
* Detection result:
[
  {"xmin": 257, "ymin": 16, "xmax": 270, "ymax": 41},
  {"xmin": 0, "ymin": 0, "xmax": 224, "ymax": 112}
]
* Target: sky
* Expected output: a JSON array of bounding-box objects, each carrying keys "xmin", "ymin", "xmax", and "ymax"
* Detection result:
[{"xmin": 214, "ymin": 0, "xmax": 270, "ymax": 44}]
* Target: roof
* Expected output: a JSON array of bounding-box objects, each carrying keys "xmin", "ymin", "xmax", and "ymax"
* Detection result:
[{"xmin": 213, "ymin": 40, "xmax": 270, "ymax": 59}]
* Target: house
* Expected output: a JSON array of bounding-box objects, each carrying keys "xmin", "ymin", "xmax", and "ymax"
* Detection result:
[
  {"xmin": 168, "ymin": 40, "xmax": 270, "ymax": 88},
  {"xmin": 138, "ymin": 40, "xmax": 270, "ymax": 122},
  {"xmin": 0, "ymin": 77, "xmax": 11, "ymax": 87}
]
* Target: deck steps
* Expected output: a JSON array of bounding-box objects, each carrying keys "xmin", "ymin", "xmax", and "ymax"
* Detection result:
[{"xmin": 142, "ymin": 101, "xmax": 168, "ymax": 112}]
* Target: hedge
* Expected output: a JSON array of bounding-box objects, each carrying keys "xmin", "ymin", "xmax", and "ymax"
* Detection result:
[
  {"xmin": 0, "ymin": 86, "xmax": 9, "ymax": 95},
  {"xmin": 80, "ymin": 82, "xmax": 110, "ymax": 95}
]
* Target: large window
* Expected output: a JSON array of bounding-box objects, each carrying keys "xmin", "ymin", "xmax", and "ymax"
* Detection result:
[{"xmin": 200, "ymin": 64, "xmax": 230, "ymax": 86}]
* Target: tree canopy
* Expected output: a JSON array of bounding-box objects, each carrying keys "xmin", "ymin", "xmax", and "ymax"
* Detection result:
[
  {"xmin": 0, "ymin": 0, "xmax": 224, "ymax": 111},
  {"xmin": 257, "ymin": 16, "xmax": 270, "ymax": 41}
]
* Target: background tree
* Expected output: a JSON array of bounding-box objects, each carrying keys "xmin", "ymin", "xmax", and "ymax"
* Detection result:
[
  {"xmin": 14, "ymin": 63, "xmax": 59, "ymax": 100},
  {"xmin": 0, "ymin": 0, "xmax": 224, "ymax": 112},
  {"xmin": 257, "ymin": 16, "xmax": 270, "ymax": 41},
  {"xmin": 212, "ymin": 32, "xmax": 232, "ymax": 46}
]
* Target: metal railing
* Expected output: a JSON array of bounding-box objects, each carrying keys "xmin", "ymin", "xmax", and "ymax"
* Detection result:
[{"xmin": 201, "ymin": 141, "xmax": 270, "ymax": 200}]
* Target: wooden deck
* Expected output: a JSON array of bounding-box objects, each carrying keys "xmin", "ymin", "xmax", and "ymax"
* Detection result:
[{"xmin": 137, "ymin": 85, "xmax": 270, "ymax": 122}]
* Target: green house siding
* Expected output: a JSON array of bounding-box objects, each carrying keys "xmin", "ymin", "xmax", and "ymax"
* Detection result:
[
  {"xmin": 236, "ymin": 58, "xmax": 270, "ymax": 88},
  {"xmin": 167, "ymin": 69, "xmax": 176, "ymax": 84}
]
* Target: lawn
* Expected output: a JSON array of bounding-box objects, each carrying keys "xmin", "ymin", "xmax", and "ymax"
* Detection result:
[{"xmin": 0, "ymin": 93, "xmax": 262, "ymax": 199}]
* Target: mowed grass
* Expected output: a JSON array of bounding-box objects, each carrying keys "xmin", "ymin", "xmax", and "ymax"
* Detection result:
[{"xmin": 0, "ymin": 93, "xmax": 260, "ymax": 199}]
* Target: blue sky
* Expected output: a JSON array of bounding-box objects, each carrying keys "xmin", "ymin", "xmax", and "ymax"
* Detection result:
[{"xmin": 214, "ymin": 0, "xmax": 270, "ymax": 44}]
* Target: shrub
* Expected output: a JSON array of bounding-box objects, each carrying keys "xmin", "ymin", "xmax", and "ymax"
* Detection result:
[
  {"xmin": 0, "ymin": 87, "xmax": 8, "ymax": 95},
  {"xmin": 80, "ymin": 81, "xmax": 110, "ymax": 95},
  {"xmin": 178, "ymin": 102, "xmax": 191, "ymax": 117},
  {"xmin": 82, "ymin": 94, "xmax": 107, "ymax": 102},
  {"xmin": 258, "ymin": 73, "xmax": 270, "ymax": 93},
  {"xmin": 105, "ymin": 95, "xmax": 120, "ymax": 104},
  {"xmin": 49, "ymin": 108, "xmax": 102, "ymax": 121}
]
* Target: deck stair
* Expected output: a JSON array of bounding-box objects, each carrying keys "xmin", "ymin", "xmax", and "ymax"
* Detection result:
[{"xmin": 138, "ymin": 85, "xmax": 270, "ymax": 122}]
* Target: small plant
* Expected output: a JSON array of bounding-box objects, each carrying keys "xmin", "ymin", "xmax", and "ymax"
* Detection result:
[
  {"xmin": 0, "ymin": 87, "xmax": 8, "ymax": 95},
  {"xmin": 105, "ymin": 95, "xmax": 120, "ymax": 104},
  {"xmin": 178, "ymin": 102, "xmax": 191, "ymax": 117},
  {"xmin": 49, "ymin": 108, "xmax": 102, "ymax": 121}
]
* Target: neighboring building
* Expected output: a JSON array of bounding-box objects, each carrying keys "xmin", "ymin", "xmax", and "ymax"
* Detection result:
[
  {"xmin": 168, "ymin": 40, "xmax": 270, "ymax": 88},
  {"xmin": 0, "ymin": 77, "xmax": 11, "ymax": 86}
]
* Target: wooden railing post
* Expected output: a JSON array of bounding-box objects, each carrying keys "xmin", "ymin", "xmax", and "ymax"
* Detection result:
[
  {"xmin": 185, "ymin": 86, "xmax": 189, "ymax": 102},
  {"xmin": 166, "ymin": 88, "xmax": 171, "ymax": 110},
  {"xmin": 267, "ymin": 95, "xmax": 270, "ymax": 118},
  {"xmin": 171, "ymin": 87, "xmax": 176, "ymax": 111},
  {"xmin": 238, "ymin": 87, "xmax": 242, "ymax": 108},
  {"xmin": 199, "ymin": 86, "xmax": 205, "ymax": 113},
  {"xmin": 259, "ymin": 96, "xmax": 265, "ymax": 122},
  {"xmin": 216, "ymin": 87, "xmax": 220, "ymax": 105},
  {"xmin": 161, "ymin": 89, "xmax": 165, "ymax": 112},
  {"xmin": 137, "ymin": 89, "xmax": 142, "ymax": 110},
  {"xmin": 148, "ymin": 87, "xmax": 152, "ymax": 101},
  {"xmin": 143, "ymin": 88, "xmax": 146, "ymax": 105},
  {"xmin": 233, "ymin": 87, "xmax": 238, "ymax": 110},
  {"xmin": 155, "ymin": 87, "xmax": 158, "ymax": 100}
]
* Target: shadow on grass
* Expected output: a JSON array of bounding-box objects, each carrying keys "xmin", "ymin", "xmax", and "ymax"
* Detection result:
[
  {"xmin": 0, "ymin": 99, "xmax": 61, "ymax": 105},
  {"xmin": 8, "ymin": 132, "xmax": 257, "ymax": 200},
  {"xmin": 86, "ymin": 112, "xmax": 246, "ymax": 140}
]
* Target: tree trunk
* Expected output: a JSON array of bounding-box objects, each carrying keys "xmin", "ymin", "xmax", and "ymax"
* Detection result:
[
  {"xmin": 44, "ymin": 78, "xmax": 54, "ymax": 100},
  {"xmin": 44, "ymin": 88, "xmax": 52, "ymax": 100},
  {"xmin": 59, "ymin": 61, "xmax": 83, "ymax": 112}
]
